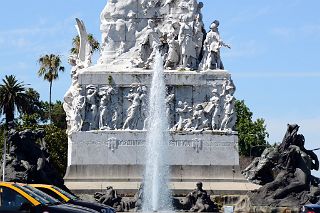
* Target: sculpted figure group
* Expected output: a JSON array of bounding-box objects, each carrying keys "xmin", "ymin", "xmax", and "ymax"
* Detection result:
[
  {"xmin": 136, "ymin": 17, "xmax": 230, "ymax": 71},
  {"xmin": 98, "ymin": 0, "xmax": 230, "ymax": 71},
  {"xmin": 241, "ymin": 124, "xmax": 320, "ymax": 207},
  {"xmin": 67, "ymin": 78, "xmax": 236, "ymax": 133},
  {"xmin": 172, "ymin": 80, "xmax": 236, "ymax": 132},
  {"xmin": 95, "ymin": 182, "xmax": 218, "ymax": 212},
  {"xmin": 63, "ymin": 18, "xmax": 94, "ymax": 134},
  {"xmin": 64, "ymin": 1, "xmax": 236, "ymax": 133}
]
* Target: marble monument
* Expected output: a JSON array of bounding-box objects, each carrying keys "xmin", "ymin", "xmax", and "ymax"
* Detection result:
[{"xmin": 64, "ymin": 0, "xmax": 242, "ymax": 192}]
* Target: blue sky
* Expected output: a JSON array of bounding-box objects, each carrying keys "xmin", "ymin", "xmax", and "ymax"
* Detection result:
[{"xmin": 1, "ymin": 1, "xmax": 320, "ymax": 174}]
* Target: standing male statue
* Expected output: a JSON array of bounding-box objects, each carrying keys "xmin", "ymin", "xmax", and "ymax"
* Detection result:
[{"xmin": 200, "ymin": 20, "xmax": 230, "ymax": 70}]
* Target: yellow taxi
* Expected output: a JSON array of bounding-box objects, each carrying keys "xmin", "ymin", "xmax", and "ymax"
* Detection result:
[
  {"xmin": 31, "ymin": 184, "xmax": 115, "ymax": 213},
  {"xmin": 0, "ymin": 182, "xmax": 99, "ymax": 212},
  {"xmin": 31, "ymin": 184, "xmax": 72, "ymax": 202}
]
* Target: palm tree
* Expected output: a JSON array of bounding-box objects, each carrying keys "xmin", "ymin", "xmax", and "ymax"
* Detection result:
[
  {"xmin": 37, "ymin": 54, "xmax": 65, "ymax": 123},
  {"xmin": 70, "ymin": 34, "xmax": 100, "ymax": 55},
  {"xmin": 0, "ymin": 75, "xmax": 32, "ymax": 124}
]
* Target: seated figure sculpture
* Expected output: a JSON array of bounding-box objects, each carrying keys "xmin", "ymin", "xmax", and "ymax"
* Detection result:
[{"xmin": 177, "ymin": 182, "xmax": 218, "ymax": 212}]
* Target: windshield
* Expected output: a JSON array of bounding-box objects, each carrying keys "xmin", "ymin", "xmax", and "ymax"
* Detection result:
[
  {"xmin": 52, "ymin": 186, "xmax": 78, "ymax": 200},
  {"xmin": 22, "ymin": 185, "xmax": 61, "ymax": 205},
  {"xmin": 13, "ymin": 184, "xmax": 51, "ymax": 205}
]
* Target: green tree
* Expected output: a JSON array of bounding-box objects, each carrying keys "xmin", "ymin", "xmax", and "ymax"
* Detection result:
[
  {"xmin": 36, "ymin": 101, "xmax": 66, "ymax": 129},
  {"xmin": 70, "ymin": 34, "xmax": 100, "ymax": 55},
  {"xmin": 235, "ymin": 100, "xmax": 269, "ymax": 157},
  {"xmin": 25, "ymin": 88, "xmax": 42, "ymax": 114},
  {"xmin": 0, "ymin": 75, "xmax": 33, "ymax": 124},
  {"xmin": 37, "ymin": 54, "xmax": 65, "ymax": 123},
  {"xmin": 51, "ymin": 101, "xmax": 67, "ymax": 129},
  {"xmin": 44, "ymin": 125, "xmax": 68, "ymax": 176}
]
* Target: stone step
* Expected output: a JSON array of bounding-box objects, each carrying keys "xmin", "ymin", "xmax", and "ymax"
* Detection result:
[{"xmin": 65, "ymin": 181, "xmax": 260, "ymax": 195}]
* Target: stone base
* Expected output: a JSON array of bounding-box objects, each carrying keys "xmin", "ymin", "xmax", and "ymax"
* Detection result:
[
  {"xmin": 65, "ymin": 179, "xmax": 260, "ymax": 196},
  {"xmin": 64, "ymin": 165, "xmax": 242, "ymax": 182},
  {"xmin": 64, "ymin": 130, "xmax": 250, "ymax": 194}
]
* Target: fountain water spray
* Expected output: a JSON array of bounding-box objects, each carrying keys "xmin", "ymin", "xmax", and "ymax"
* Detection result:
[{"xmin": 143, "ymin": 52, "xmax": 172, "ymax": 212}]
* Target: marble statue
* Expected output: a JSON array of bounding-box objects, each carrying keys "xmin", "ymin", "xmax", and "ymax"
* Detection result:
[
  {"xmin": 139, "ymin": 20, "xmax": 162, "ymax": 69},
  {"xmin": 126, "ymin": 11, "xmax": 137, "ymax": 43},
  {"xmin": 123, "ymin": 85, "xmax": 148, "ymax": 130},
  {"xmin": 96, "ymin": 0, "xmax": 230, "ymax": 72},
  {"xmin": 193, "ymin": 14, "xmax": 205, "ymax": 61},
  {"xmin": 220, "ymin": 93, "xmax": 236, "ymax": 131},
  {"xmin": 99, "ymin": 86, "xmax": 115, "ymax": 130},
  {"xmin": 204, "ymin": 86, "xmax": 221, "ymax": 130},
  {"xmin": 221, "ymin": 80, "xmax": 236, "ymax": 131},
  {"xmin": 64, "ymin": 18, "xmax": 92, "ymax": 134},
  {"xmin": 178, "ymin": 15, "xmax": 198, "ymax": 70},
  {"xmin": 166, "ymin": 93, "xmax": 175, "ymax": 128},
  {"xmin": 191, "ymin": 104, "xmax": 209, "ymax": 130},
  {"xmin": 83, "ymin": 85, "xmax": 99, "ymax": 131},
  {"xmin": 70, "ymin": 88, "xmax": 86, "ymax": 133},
  {"xmin": 200, "ymin": 20, "xmax": 230, "ymax": 70},
  {"xmin": 172, "ymin": 101, "xmax": 193, "ymax": 131},
  {"xmin": 164, "ymin": 33, "xmax": 180, "ymax": 69}
]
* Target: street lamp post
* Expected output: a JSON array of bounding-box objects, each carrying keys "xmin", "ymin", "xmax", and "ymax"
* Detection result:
[{"xmin": 2, "ymin": 129, "xmax": 6, "ymax": 181}]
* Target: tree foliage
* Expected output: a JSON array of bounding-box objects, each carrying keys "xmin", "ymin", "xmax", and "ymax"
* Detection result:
[
  {"xmin": 235, "ymin": 100, "xmax": 269, "ymax": 157},
  {"xmin": 37, "ymin": 54, "xmax": 65, "ymax": 122},
  {"xmin": 0, "ymin": 75, "xmax": 33, "ymax": 124},
  {"xmin": 70, "ymin": 34, "xmax": 100, "ymax": 55},
  {"xmin": 43, "ymin": 125, "xmax": 68, "ymax": 176},
  {"xmin": 38, "ymin": 101, "xmax": 66, "ymax": 128}
]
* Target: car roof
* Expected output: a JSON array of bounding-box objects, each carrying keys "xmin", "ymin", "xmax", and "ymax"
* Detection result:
[
  {"xmin": 30, "ymin": 184, "xmax": 53, "ymax": 188},
  {"xmin": 30, "ymin": 184, "xmax": 71, "ymax": 202},
  {"xmin": 0, "ymin": 182, "xmax": 41, "ymax": 206}
]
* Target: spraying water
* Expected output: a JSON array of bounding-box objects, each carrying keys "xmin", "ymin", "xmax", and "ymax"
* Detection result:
[{"xmin": 143, "ymin": 52, "xmax": 172, "ymax": 211}]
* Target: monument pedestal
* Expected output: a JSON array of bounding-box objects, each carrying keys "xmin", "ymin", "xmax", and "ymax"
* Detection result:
[
  {"xmin": 64, "ymin": 68, "xmax": 251, "ymax": 194},
  {"xmin": 64, "ymin": 130, "xmax": 255, "ymax": 194}
]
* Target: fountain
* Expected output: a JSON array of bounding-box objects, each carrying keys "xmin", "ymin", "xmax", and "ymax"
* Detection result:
[{"xmin": 143, "ymin": 52, "xmax": 172, "ymax": 211}]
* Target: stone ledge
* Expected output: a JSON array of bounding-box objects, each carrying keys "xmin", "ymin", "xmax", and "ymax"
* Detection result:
[
  {"xmin": 78, "ymin": 67, "xmax": 232, "ymax": 86},
  {"xmin": 65, "ymin": 181, "xmax": 260, "ymax": 196}
]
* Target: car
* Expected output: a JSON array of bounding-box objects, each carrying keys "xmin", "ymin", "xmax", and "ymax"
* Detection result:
[
  {"xmin": 0, "ymin": 182, "xmax": 99, "ymax": 212},
  {"xmin": 301, "ymin": 203, "xmax": 320, "ymax": 213},
  {"xmin": 31, "ymin": 184, "xmax": 115, "ymax": 213}
]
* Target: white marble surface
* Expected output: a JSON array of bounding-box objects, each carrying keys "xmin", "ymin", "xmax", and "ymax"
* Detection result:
[{"xmin": 68, "ymin": 130, "xmax": 239, "ymax": 166}]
